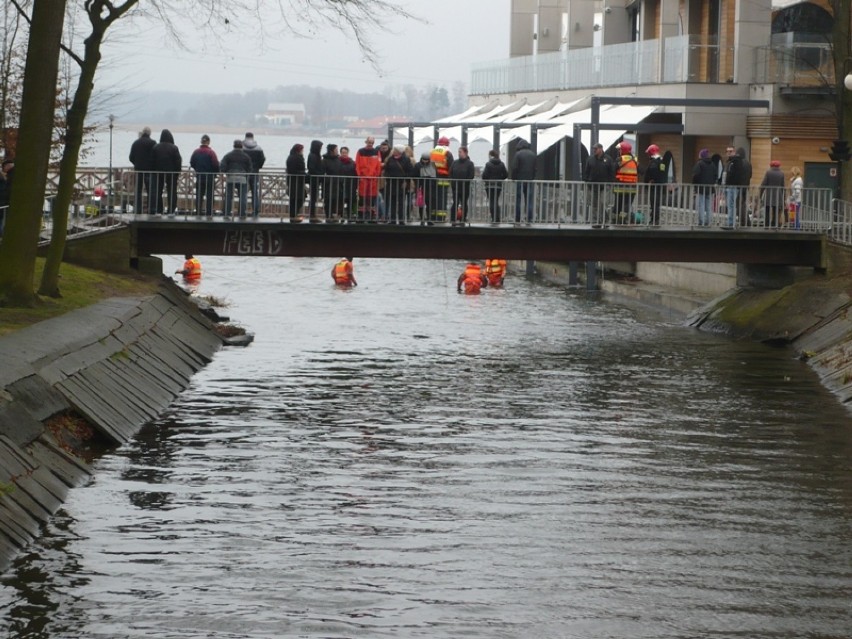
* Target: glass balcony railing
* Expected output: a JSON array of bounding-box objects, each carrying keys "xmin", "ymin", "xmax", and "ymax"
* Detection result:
[
  {"xmin": 471, "ymin": 36, "xmax": 730, "ymax": 95},
  {"xmin": 753, "ymin": 42, "xmax": 834, "ymax": 89}
]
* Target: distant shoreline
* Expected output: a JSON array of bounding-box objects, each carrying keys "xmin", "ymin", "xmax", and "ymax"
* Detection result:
[{"xmin": 118, "ymin": 124, "xmax": 384, "ymax": 138}]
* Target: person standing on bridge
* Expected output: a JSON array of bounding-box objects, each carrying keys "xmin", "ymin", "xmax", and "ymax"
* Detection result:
[
  {"xmin": 482, "ymin": 149, "xmax": 508, "ymax": 225},
  {"xmin": 789, "ymin": 166, "xmax": 803, "ymax": 229},
  {"xmin": 450, "ymin": 146, "xmax": 475, "ymax": 225},
  {"xmin": 644, "ymin": 143, "xmax": 667, "ymax": 226},
  {"xmin": 759, "ymin": 160, "xmax": 786, "ymax": 229},
  {"xmin": 242, "ymin": 132, "xmax": 266, "ymax": 217},
  {"xmin": 286, "ymin": 144, "xmax": 307, "ymax": 222},
  {"xmin": 189, "ymin": 135, "xmax": 219, "ymax": 217},
  {"xmin": 430, "ymin": 136, "xmax": 453, "ymax": 223},
  {"xmin": 691, "ymin": 148, "xmax": 716, "ymax": 227},
  {"xmin": 724, "ymin": 146, "xmax": 752, "ymax": 228},
  {"xmin": 129, "ymin": 126, "xmax": 156, "ymax": 215},
  {"xmin": 613, "ymin": 141, "xmax": 638, "ymax": 225},
  {"xmin": 457, "ymin": 261, "xmax": 488, "ymax": 295},
  {"xmin": 220, "ymin": 140, "xmax": 252, "ymax": 218},
  {"xmin": 412, "ymin": 152, "xmax": 437, "ymax": 225},
  {"xmin": 583, "ymin": 142, "xmax": 613, "ymax": 225},
  {"xmin": 355, "ymin": 137, "xmax": 382, "ymax": 222},
  {"xmin": 512, "ymin": 139, "xmax": 536, "ymax": 226},
  {"xmin": 151, "ymin": 129, "xmax": 182, "ymax": 215},
  {"xmin": 331, "ymin": 257, "xmax": 357, "ymax": 287},
  {"xmin": 307, "ymin": 139, "xmax": 325, "ymax": 223},
  {"xmin": 338, "ymin": 146, "xmax": 358, "ymax": 222},
  {"xmin": 322, "ymin": 144, "xmax": 343, "ymax": 222}
]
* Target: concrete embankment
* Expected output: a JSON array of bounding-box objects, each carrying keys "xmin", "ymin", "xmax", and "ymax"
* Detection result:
[
  {"xmin": 533, "ymin": 244, "xmax": 852, "ymax": 409},
  {"xmin": 0, "ymin": 281, "xmax": 224, "ymax": 571}
]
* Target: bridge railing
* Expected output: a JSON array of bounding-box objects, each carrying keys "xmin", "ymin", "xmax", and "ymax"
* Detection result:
[{"xmin": 45, "ymin": 167, "xmax": 835, "ymax": 233}]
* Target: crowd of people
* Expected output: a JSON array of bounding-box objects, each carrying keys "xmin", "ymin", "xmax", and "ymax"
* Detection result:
[
  {"xmin": 128, "ymin": 127, "xmax": 808, "ymax": 229},
  {"xmin": 127, "ymin": 129, "xmax": 543, "ymax": 225},
  {"xmin": 583, "ymin": 140, "xmax": 804, "ymax": 229}
]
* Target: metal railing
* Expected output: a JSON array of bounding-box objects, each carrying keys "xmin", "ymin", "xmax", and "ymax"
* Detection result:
[
  {"xmin": 753, "ymin": 41, "xmax": 834, "ymax": 87},
  {"xmin": 471, "ymin": 36, "xmax": 730, "ymax": 95},
  {"xmin": 663, "ymin": 35, "xmax": 734, "ymax": 84},
  {"xmin": 52, "ymin": 167, "xmax": 837, "ymax": 233}
]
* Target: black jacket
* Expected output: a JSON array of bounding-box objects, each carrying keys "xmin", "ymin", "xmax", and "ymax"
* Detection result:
[
  {"xmin": 129, "ymin": 133, "xmax": 156, "ymax": 171},
  {"xmin": 220, "ymin": 148, "xmax": 253, "ymax": 174},
  {"xmin": 692, "ymin": 158, "xmax": 716, "ymax": 191},
  {"xmin": 645, "ymin": 156, "xmax": 667, "ymax": 184},
  {"xmin": 482, "ymin": 157, "xmax": 508, "ymax": 190},
  {"xmin": 286, "ymin": 146, "xmax": 306, "ymax": 176},
  {"xmin": 583, "ymin": 153, "xmax": 613, "ymax": 183},
  {"xmin": 511, "ymin": 140, "xmax": 537, "ymax": 180},
  {"xmin": 307, "ymin": 140, "xmax": 325, "ymax": 177},
  {"xmin": 151, "ymin": 129, "xmax": 182, "ymax": 172},
  {"xmin": 383, "ymin": 153, "xmax": 411, "ymax": 180},
  {"xmin": 323, "ymin": 153, "xmax": 342, "ymax": 177},
  {"xmin": 449, "ymin": 156, "xmax": 475, "ymax": 181},
  {"xmin": 726, "ymin": 149, "xmax": 752, "ymax": 187}
]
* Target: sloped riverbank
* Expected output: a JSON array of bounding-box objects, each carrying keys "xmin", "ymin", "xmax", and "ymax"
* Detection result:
[{"xmin": 0, "ymin": 281, "xmax": 225, "ymax": 571}]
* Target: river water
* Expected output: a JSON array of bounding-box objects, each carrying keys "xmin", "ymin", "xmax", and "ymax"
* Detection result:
[{"xmin": 3, "ymin": 257, "xmax": 852, "ymax": 638}]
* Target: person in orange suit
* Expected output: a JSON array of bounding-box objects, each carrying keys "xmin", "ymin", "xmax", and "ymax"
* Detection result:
[
  {"xmin": 331, "ymin": 257, "xmax": 358, "ymax": 287},
  {"xmin": 457, "ymin": 261, "xmax": 488, "ymax": 295},
  {"xmin": 484, "ymin": 258, "xmax": 507, "ymax": 288},
  {"xmin": 175, "ymin": 254, "xmax": 201, "ymax": 282}
]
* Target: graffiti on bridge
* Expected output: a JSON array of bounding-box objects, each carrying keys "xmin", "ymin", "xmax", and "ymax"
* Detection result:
[{"xmin": 223, "ymin": 230, "xmax": 284, "ymax": 255}]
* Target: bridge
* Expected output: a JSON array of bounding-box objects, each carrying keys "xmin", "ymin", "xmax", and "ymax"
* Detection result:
[{"xmin": 127, "ymin": 217, "xmax": 826, "ymax": 268}]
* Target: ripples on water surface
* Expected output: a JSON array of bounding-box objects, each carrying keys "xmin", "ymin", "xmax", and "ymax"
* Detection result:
[{"xmin": 3, "ymin": 257, "xmax": 852, "ymax": 638}]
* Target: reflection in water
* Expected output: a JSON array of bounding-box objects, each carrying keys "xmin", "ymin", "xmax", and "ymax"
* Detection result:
[{"xmin": 3, "ymin": 257, "xmax": 852, "ymax": 638}]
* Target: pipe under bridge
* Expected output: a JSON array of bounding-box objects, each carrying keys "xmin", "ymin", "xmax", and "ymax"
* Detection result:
[{"xmin": 129, "ymin": 220, "xmax": 826, "ymax": 268}]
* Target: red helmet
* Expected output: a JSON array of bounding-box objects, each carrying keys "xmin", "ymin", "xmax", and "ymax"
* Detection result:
[
  {"xmin": 645, "ymin": 144, "xmax": 660, "ymax": 156},
  {"xmin": 618, "ymin": 141, "xmax": 632, "ymax": 153},
  {"xmin": 437, "ymin": 136, "xmax": 450, "ymax": 146}
]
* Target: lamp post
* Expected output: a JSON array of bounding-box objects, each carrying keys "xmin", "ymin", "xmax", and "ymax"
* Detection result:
[{"xmin": 108, "ymin": 114, "xmax": 115, "ymax": 212}]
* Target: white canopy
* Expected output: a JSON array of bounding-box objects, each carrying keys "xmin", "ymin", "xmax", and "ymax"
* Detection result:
[
  {"xmin": 535, "ymin": 104, "xmax": 658, "ymax": 152},
  {"xmin": 391, "ymin": 99, "xmax": 658, "ymax": 154}
]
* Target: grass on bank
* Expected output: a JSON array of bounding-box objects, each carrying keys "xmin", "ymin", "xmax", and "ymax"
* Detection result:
[{"xmin": 0, "ymin": 259, "xmax": 161, "ymax": 337}]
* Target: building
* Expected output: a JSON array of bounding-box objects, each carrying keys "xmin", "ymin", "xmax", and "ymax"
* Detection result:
[
  {"xmin": 428, "ymin": 1, "xmax": 839, "ymax": 189},
  {"xmin": 263, "ymin": 103, "xmax": 306, "ymax": 127}
]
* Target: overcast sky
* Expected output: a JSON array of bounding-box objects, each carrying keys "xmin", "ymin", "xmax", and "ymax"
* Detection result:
[{"xmin": 96, "ymin": 0, "xmax": 511, "ymax": 95}]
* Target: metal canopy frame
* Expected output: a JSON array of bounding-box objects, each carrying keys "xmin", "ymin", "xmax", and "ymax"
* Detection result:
[{"xmin": 389, "ymin": 96, "xmax": 770, "ymax": 158}]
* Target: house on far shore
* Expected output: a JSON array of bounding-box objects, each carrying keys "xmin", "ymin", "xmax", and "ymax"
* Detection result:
[{"xmin": 263, "ymin": 103, "xmax": 306, "ymax": 127}]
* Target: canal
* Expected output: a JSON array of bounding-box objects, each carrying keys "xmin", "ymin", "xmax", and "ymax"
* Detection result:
[{"xmin": 2, "ymin": 257, "xmax": 852, "ymax": 638}]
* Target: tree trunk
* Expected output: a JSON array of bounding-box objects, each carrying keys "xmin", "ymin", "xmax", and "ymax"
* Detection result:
[
  {"xmin": 38, "ymin": 31, "xmax": 103, "ymax": 297},
  {"xmin": 39, "ymin": 0, "xmax": 137, "ymax": 297},
  {"xmin": 0, "ymin": 0, "xmax": 66, "ymax": 306}
]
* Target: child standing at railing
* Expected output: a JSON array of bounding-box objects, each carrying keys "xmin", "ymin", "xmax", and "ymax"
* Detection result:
[{"xmin": 789, "ymin": 166, "xmax": 803, "ymax": 230}]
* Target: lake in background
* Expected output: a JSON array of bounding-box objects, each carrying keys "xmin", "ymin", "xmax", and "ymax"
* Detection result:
[{"xmin": 82, "ymin": 129, "xmax": 496, "ymax": 171}]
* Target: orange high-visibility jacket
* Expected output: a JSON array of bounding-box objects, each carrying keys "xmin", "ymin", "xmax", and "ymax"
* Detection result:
[
  {"xmin": 333, "ymin": 259, "xmax": 354, "ymax": 285},
  {"xmin": 431, "ymin": 147, "xmax": 451, "ymax": 177},
  {"xmin": 485, "ymin": 258, "xmax": 507, "ymax": 285},
  {"xmin": 614, "ymin": 154, "xmax": 638, "ymax": 193},
  {"xmin": 182, "ymin": 258, "xmax": 201, "ymax": 281},
  {"xmin": 459, "ymin": 263, "xmax": 486, "ymax": 294}
]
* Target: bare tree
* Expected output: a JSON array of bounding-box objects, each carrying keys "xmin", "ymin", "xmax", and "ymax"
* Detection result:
[
  {"xmin": 0, "ymin": 0, "xmax": 66, "ymax": 306},
  {"xmin": 0, "ymin": 2, "xmax": 27, "ymax": 154},
  {"xmin": 31, "ymin": 0, "xmax": 415, "ymax": 299}
]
